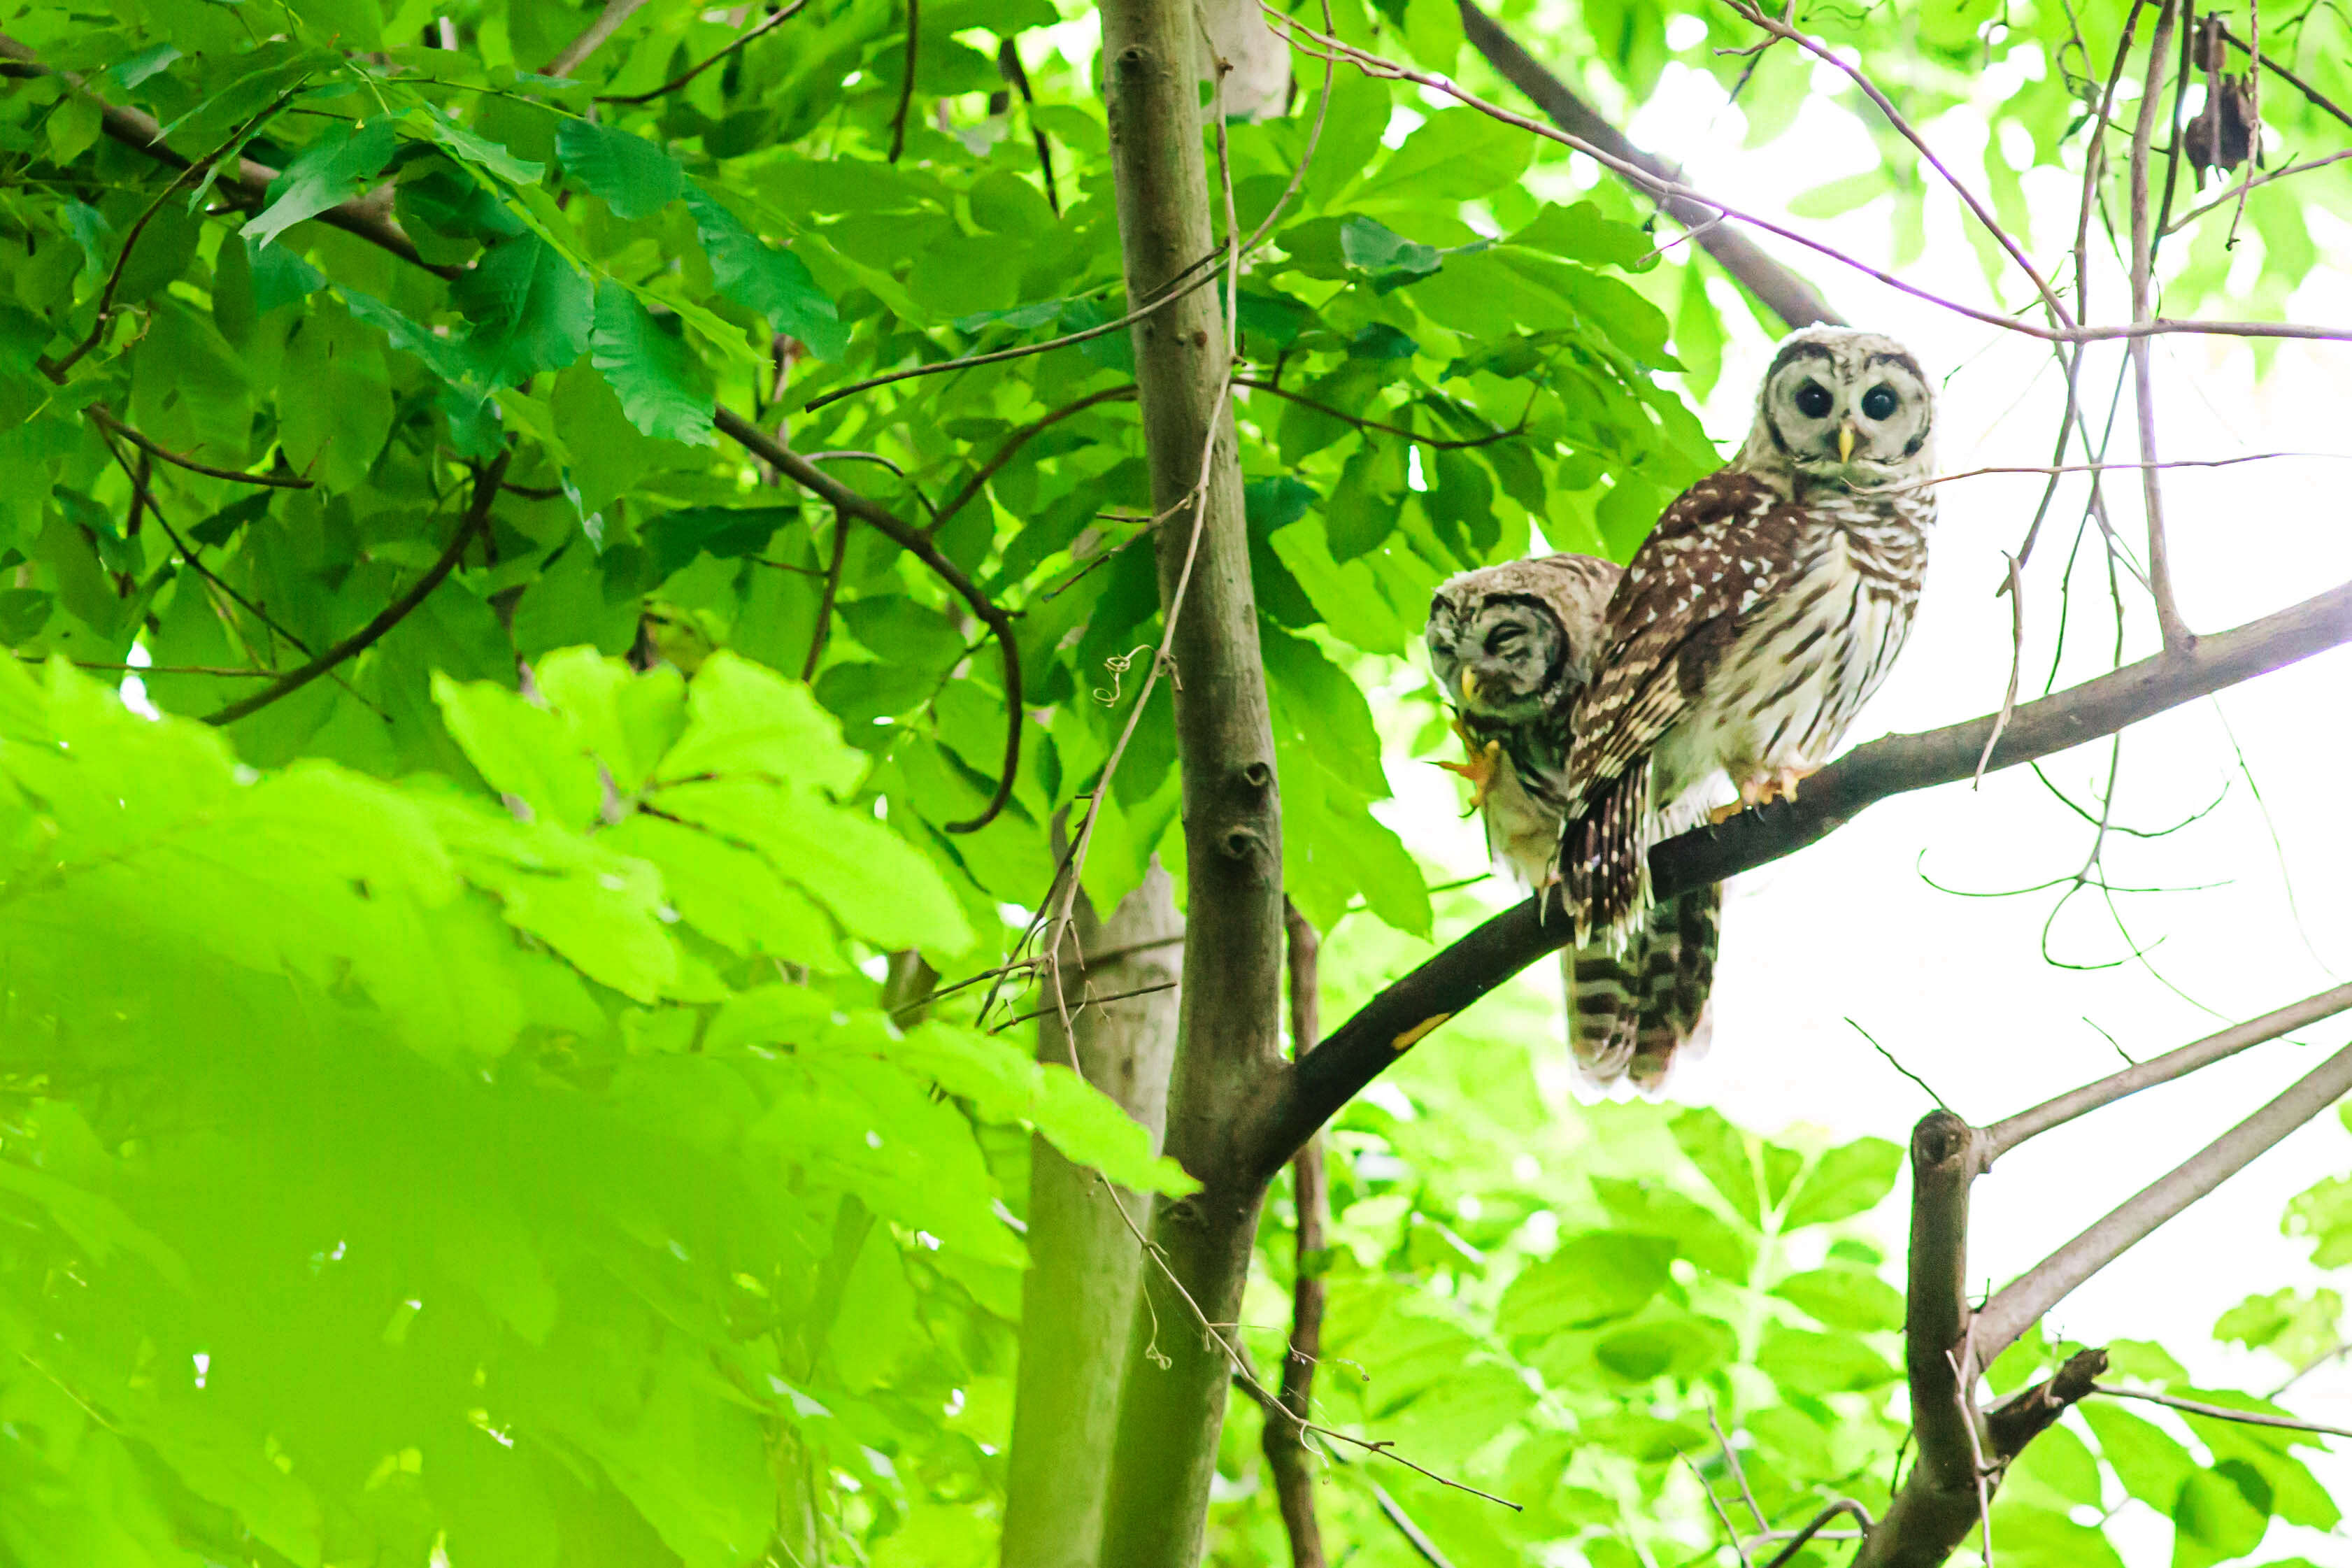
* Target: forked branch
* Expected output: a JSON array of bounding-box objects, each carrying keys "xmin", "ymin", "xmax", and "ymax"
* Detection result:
[
  {"xmin": 713, "ymin": 407, "xmax": 1022, "ymax": 834},
  {"xmin": 1255, "ymin": 576, "xmax": 2352, "ymax": 1179}
]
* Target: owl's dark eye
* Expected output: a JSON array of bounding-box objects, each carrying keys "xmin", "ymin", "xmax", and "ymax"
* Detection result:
[
  {"xmin": 1484, "ymin": 625, "xmax": 1524, "ymax": 655},
  {"xmin": 1860, "ymin": 383, "xmax": 1900, "ymax": 421},
  {"xmin": 1792, "ymin": 380, "xmax": 1834, "ymax": 419}
]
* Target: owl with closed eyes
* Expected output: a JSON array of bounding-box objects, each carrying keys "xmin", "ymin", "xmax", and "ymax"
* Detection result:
[
  {"xmin": 1425, "ymin": 554, "xmax": 1720, "ymax": 1092},
  {"xmin": 1558, "ymin": 327, "xmax": 1939, "ymax": 963}
]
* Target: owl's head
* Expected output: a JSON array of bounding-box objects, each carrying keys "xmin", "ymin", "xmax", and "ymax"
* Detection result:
[
  {"xmin": 1425, "ymin": 554, "xmax": 1621, "ymax": 722},
  {"xmin": 1737, "ymin": 327, "xmax": 1937, "ymax": 492}
]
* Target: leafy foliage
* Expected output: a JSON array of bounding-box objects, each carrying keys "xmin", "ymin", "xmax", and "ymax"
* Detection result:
[{"xmin": 0, "ymin": 0, "xmax": 2344, "ymax": 1561}]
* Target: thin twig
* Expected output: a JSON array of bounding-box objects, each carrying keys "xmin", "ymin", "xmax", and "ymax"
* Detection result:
[
  {"xmin": 996, "ymin": 37, "xmax": 1060, "ymax": 215},
  {"xmin": 2128, "ymin": 0, "xmax": 2194, "ymax": 653},
  {"xmin": 90, "ymin": 407, "xmax": 313, "ymax": 488},
  {"xmin": 1705, "ymin": 1399, "xmax": 1767, "ymax": 1536},
  {"xmin": 1260, "ymin": 9, "xmax": 2352, "ymax": 346},
  {"xmin": 1986, "ymin": 981, "xmax": 2352, "ymax": 1157},
  {"xmin": 1976, "ymin": 553, "xmax": 2025, "ymax": 789},
  {"xmin": 543, "ymin": 0, "xmax": 648, "ymax": 77},
  {"xmin": 2167, "ymin": 149, "xmax": 2352, "ymax": 234},
  {"xmin": 2214, "ymin": 20, "xmax": 2352, "ymax": 132},
  {"xmin": 1713, "ymin": 0, "xmax": 2074, "ymax": 328},
  {"xmin": 988, "ymin": 981, "xmax": 1178, "ymax": 1034},
  {"xmin": 1234, "ymin": 378, "xmax": 1533, "ymax": 450},
  {"xmin": 888, "ymin": 0, "xmax": 919, "ymax": 162},
  {"xmin": 713, "ymin": 408, "xmax": 1021, "ymax": 833},
  {"xmin": 1848, "ymin": 1018, "xmax": 1953, "ymax": 1112},
  {"xmin": 1760, "ymin": 1499, "xmax": 1873, "ymax": 1568},
  {"xmin": 802, "ymin": 507, "xmax": 849, "ymax": 681},
  {"xmin": 799, "ymin": 263, "xmax": 1220, "ymax": 412},
  {"xmin": 1681, "ymin": 1452, "xmax": 1754, "ymax": 1567},
  {"xmin": 204, "ymin": 450, "xmax": 511, "ymax": 726},
  {"xmin": 931, "ymin": 385, "xmax": 1140, "ymax": 533},
  {"xmin": 594, "ymin": 0, "xmax": 811, "ymax": 104},
  {"xmin": 2091, "ymin": 1384, "xmax": 2352, "ymax": 1440}
]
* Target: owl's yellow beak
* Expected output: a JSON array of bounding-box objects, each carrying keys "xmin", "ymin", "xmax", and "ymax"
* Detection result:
[
  {"xmin": 1837, "ymin": 419, "xmax": 1859, "ymax": 463},
  {"xmin": 1459, "ymin": 669, "xmax": 1481, "ymax": 707}
]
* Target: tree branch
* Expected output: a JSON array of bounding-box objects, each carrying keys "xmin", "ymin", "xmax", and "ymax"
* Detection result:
[
  {"xmin": 1975, "ymin": 1035, "xmax": 2352, "ymax": 1362},
  {"xmin": 1454, "ymin": 0, "xmax": 1842, "ymax": 332},
  {"xmin": 202, "ymin": 450, "xmax": 511, "ymax": 727},
  {"xmin": 0, "ymin": 35, "xmax": 455, "ymax": 282},
  {"xmin": 713, "ymin": 406, "xmax": 1021, "ymax": 834},
  {"xmin": 90, "ymin": 408, "xmax": 313, "ymax": 490},
  {"xmin": 2128, "ymin": 0, "xmax": 2195, "ymax": 653},
  {"xmin": 1986, "ymin": 981, "xmax": 2352, "ymax": 1157},
  {"xmin": 595, "ymin": 0, "xmax": 813, "ymax": 104},
  {"xmin": 2090, "ymin": 1383, "xmax": 2352, "ymax": 1441},
  {"xmin": 1263, "ymin": 901, "xmax": 1329, "ymax": 1568},
  {"xmin": 543, "ymin": 0, "xmax": 648, "ymax": 78},
  {"xmin": 1251, "ymin": 576, "xmax": 2352, "ymax": 1180}
]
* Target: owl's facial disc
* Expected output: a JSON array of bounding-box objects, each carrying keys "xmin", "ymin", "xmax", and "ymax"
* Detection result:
[
  {"xmin": 1444, "ymin": 597, "xmax": 1565, "ymax": 720},
  {"xmin": 1760, "ymin": 336, "xmax": 1934, "ymax": 490}
]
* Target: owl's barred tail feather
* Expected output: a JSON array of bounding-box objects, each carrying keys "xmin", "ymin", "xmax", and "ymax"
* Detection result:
[
  {"xmin": 1561, "ymin": 767, "xmax": 1651, "ymax": 949},
  {"xmin": 1566, "ymin": 885, "xmax": 1721, "ymax": 1095}
]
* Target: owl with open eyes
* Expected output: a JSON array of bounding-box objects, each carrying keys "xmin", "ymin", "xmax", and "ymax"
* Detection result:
[
  {"xmin": 1425, "ymin": 554, "xmax": 1720, "ymax": 1092},
  {"xmin": 1558, "ymin": 327, "xmax": 1939, "ymax": 971}
]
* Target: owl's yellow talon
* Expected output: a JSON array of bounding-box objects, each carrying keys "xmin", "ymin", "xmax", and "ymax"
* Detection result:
[{"xmin": 1437, "ymin": 718, "xmax": 1503, "ymax": 812}]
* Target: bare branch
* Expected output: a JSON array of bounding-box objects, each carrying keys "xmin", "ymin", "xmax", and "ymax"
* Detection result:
[
  {"xmin": 713, "ymin": 407, "xmax": 1022, "ymax": 834},
  {"xmin": 2091, "ymin": 1383, "xmax": 2352, "ymax": 1441},
  {"xmin": 1976, "ymin": 1036, "xmax": 2352, "ymax": 1362},
  {"xmin": 543, "ymin": 0, "xmax": 647, "ymax": 78},
  {"xmin": 1255, "ymin": 576, "xmax": 2352, "ymax": 1180},
  {"xmin": 932, "ymin": 385, "xmax": 1140, "ymax": 534},
  {"xmin": 1454, "ymin": 0, "xmax": 1842, "ymax": 330},
  {"xmin": 1761, "ymin": 1500, "xmax": 1872, "ymax": 1567},
  {"xmin": 90, "ymin": 408, "xmax": 313, "ymax": 490},
  {"xmin": 595, "ymin": 0, "xmax": 813, "ymax": 105},
  {"xmin": 1712, "ymin": 0, "xmax": 2074, "ymax": 327},
  {"xmin": 1987, "ymin": 982, "xmax": 2352, "ymax": 1157},
  {"xmin": 1262, "ymin": 9, "xmax": 2352, "ymax": 345},
  {"xmin": 0, "ymin": 36, "xmax": 457, "ymax": 282},
  {"xmin": 2128, "ymin": 0, "xmax": 2195, "ymax": 653},
  {"xmin": 202, "ymin": 450, "xmax": 511, "ymax": 727},
  {"xmin": 888, "ymin": 0, "xmax": 919, "ymax": 162}
]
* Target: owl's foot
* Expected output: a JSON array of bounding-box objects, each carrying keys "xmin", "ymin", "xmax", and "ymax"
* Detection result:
[
  {"xmin": 1437, "ymin": 719, "xmax": 1503, "ymax": 813},
  {"xmin": 1711, "ymin": 766, "xmax": 1818, "ymax": 822}
]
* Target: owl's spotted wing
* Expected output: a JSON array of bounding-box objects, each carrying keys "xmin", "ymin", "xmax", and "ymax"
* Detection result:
[
  {"xmin": 1559, "ymin": 471, "xmax": 1796, "ymax": 938},
  {"xmin": 1567, "ymin": 472, "xmax": 1797, "ymax": 794}
]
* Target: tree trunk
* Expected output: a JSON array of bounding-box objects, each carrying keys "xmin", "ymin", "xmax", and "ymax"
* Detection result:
[
  {"xmin": 1093, "ymin": 0, "xmax": 1287, "ymax": 1556},
  {"xmin": 1000, "ymin": 867, "xmax": 1184, "ymax": 1568}
]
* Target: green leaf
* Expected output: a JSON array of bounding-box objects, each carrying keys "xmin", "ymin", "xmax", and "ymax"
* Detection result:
[
  {"xmin": 1780, "ymin": 1136, "xmax": 1903, "ymax": 1228},
  {"xmin": 685, "ymin": 186, "xmax": 848, "ymax": 358},
  {"xmin": 1770, "ymin": 1267, "xmax": 1903, "ymax": 1331},
  {"xmin": 557, "ymin": 117, "xmax": 685, "ymax": 220},
  {"xmin": 1509, "ymin": 201, "xmax": 1653, "ymax": 269},
  {"xmin": 1756, "ymin": 1325, "xmax": 1899, "ymax": 1395},
  {"xmin": 243, "ymin": 119, "xmax": 400, "ymax": 249},
  {"xmin": 1670, "ymin": 1108, "xmax": 1759, "ymax": 1227},
  {"xmin": 2173, "ymin": 1468, "xmax": 2269, "ymax": 1567},
  {"xmin": 591, "ymin": 282, "xmax": 717, "ymax": 446},
  {"xmin": 450, "ymin": 236, "xmax": 594, "ymax": 383},
  {"xmin": 407, "ymin": 104, "xmax": 545, "ymax": 185},
  {"xmin": 654, "ymin": 652, "xmax": 865, "ymax": 796},
  {"xmin": 1496, "ymin": 1233, "xmax": 1674, "ymax": 1337},
  {"xmin": 432, "ymin": 673, "xmax": 606, "ymax": 832}
]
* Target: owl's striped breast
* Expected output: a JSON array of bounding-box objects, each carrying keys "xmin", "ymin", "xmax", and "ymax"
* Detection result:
[{"xmin": 1654, "ymin": 492, "xmax": 1932, "ymax": 806}]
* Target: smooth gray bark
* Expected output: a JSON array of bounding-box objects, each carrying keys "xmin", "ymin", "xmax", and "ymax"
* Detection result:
[
  {"xmin": 1000, "ymin": 868, "xmax": 1183, "ymax": 1568},
  {"xmin": 1092, "ymin": 0, "xmax": 1288, "ymax": 1555}
]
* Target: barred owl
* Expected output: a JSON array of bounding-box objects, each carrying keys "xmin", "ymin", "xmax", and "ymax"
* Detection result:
[
  {"xmin": 1558, "ymin": 327, "xmax": 1939, "ymax": 964},
  {"xmin": 1425, "ymin": 554, "xmax": 1720, "ymax": 1092}
]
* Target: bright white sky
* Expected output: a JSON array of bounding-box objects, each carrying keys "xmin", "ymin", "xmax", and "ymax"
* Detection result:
[{"xmin": 1367, "ymin": 40, "xmax": 2352, "ymax": 1561}]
